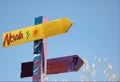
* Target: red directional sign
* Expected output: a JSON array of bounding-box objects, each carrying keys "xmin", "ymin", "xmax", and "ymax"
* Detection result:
[
  {"xmin": 47, "ymin": 55, "xmax": 84, "ymax": 75},
  {"xmin": 21, "ymin": 62, "xmax": 33, "ymax": 78},
  {"xmin": 21, "ymin": 55, "xmax": 84, "ymax": 78}
]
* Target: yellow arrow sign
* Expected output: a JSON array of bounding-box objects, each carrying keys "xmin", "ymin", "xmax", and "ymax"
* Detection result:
[{"xmin": 2, "ymin": 17, "xmax": 73, "ymax": 48}]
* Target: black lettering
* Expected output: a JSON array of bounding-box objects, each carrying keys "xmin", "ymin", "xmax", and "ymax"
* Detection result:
[{"xmin": 72, "ymin": 57, "xmax": 78, "ymax": 65}]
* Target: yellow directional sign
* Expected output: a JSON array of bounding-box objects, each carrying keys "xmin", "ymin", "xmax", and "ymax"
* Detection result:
[{"xmin": 2, "ymin": 17, "xmax": 73, "ymax": 48}]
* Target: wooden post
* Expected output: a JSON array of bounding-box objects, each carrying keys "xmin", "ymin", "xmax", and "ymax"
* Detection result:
[{"xmin": 32, "ymin": 16, "xmax": 48, "ymax": 82}]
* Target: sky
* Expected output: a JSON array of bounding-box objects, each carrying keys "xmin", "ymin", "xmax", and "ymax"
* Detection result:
[{"xmin": 0, "ymin": 0, "xmax": 119, "ymax": 81}]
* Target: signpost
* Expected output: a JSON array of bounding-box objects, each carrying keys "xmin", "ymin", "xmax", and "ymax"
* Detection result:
[
  {"xmin": 2, "ymin": 16, "xmax": 85, "ymax": 82},
  {"xmin": 21, "ymin": 55, "xmax": 84, "ymax": 78},
  {"xmin": 2, "ymin": 17, "xmax": 72, "ymax": 48}
]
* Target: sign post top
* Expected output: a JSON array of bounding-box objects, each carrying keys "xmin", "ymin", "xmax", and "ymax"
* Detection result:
[{"xmin": 2, "ymin": 17, "xmax": 73, "ymax": 48}]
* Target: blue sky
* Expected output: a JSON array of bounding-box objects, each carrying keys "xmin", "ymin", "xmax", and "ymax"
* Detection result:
[{"xmin": 0, "ymin": 0, "xmax": 119, "ymax": 81}]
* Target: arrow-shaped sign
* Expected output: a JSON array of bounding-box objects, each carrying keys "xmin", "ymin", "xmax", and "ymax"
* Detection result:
[
  {"xmin": 21, "ymin": 55, "xmax": 84, "ymax": 78},
  {"xmin": 47, "ymin": 55, "xmax": 84, "ymax": 75},
  {"xmin": 2, "ymin": 17, "xmax": 73, "ymax": 48}
]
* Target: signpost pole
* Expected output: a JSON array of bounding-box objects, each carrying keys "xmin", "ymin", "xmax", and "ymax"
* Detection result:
[{"xmin": 32, "ymin": 16, "xmax": 48, "ymax": 82}]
